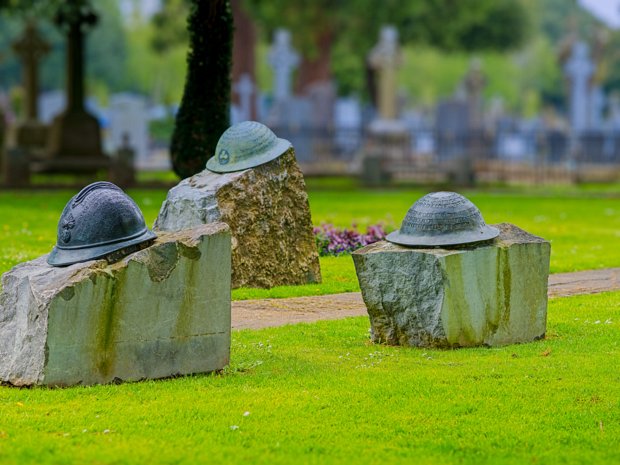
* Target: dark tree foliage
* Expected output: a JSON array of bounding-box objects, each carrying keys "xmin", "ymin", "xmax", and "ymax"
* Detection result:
[{"xmin": 170, "ymin": 0, "xmax": 233, "ymax": 179}]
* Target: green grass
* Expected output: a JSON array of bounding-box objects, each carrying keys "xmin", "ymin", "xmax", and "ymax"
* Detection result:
[
  {"xmin": 1, "ymin": 291, "xmax": 619, "ymax": 465},
  {"xmin": 0, "ymin": 183, "xmax": 619, "ymax": 299}
]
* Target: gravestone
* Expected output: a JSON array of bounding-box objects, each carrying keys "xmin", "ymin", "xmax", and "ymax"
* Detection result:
[
  {"xmin": 354, "ymin": 223, "xmax": 550, "ymax": 347},
  {"xmin": 268, "ymin": 29, "xmax": 299, "ymax": 104},
  {"xmin": 155, "ymin": 123, "xmax": 321, "ymax": 289},
  {"xmin": 233, "ymin": 73, "xmax": 255, "ymax": 123},
  {"xmin": 435, "ymin": 100, "xmax": 470, "ymax": 160},
  {"xmin": 589, "ymin": 86, "xmax": 605, "ymax": 129},
  {"xmin": 334, "ymin": 97, "xmax": 362, "ymax": 155},
  {"xmin": 46, "ymin": 3, "xmax": 106, "ymax": 168},
  {"xmin": 39, "ymin": 90, "xmax": 65, "ymax": 124},
  {"xmin": 363, "ymin": 26, "xmax": 408, "ymax": 186},
  {"xmin": 463, "ymin": 58, "xmax": 487, "ymax": 130},
  {"xmin": 10, "ymin": 20, "xmax": 50, "ymax": 179},
  {"xmin": 564, "ymin": 41, "xmax": 594, "ymax": 134},
  {"xmin": 108, "ymin": 93, "xmax": 149, "ymax": 162},
  {"xmin": 0, "ymin": 223, "xmax": 231, "ymax": 387}
]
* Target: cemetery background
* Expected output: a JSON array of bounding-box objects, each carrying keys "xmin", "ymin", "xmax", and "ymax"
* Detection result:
[
  {"xmin": 0, "ymin": 1, "xmax": 620, "ymax": 464},
  {"xmin": 1, "ymin": 0, "xmax": 620, "ymax": 184}
]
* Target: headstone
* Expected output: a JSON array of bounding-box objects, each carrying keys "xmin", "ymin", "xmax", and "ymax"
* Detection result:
[
  {"xmin": 589, "ymin": 85, "xmax": 605, "ymax": 129},
  {"xmin": 353, "ymin": 223, "xmax": 550, "ymax": 347},
  {"xmin": 11, "ymin": 21, "xmax": 51, "ymax": 160},
  {"xmin": 367, "ymin": 26, "xmax": 402, "ymax": 121},
  {"xmin": 155, "ymin": 148, "xmax": 321, "ymax": 289},
  {"xmin": 0, "ymin": 223, "xmax": 231, "ymax": 387},
  {"xmin": 363, "ymin": 26, "xmax": 408, "ymax": 185},
  {"xmin": 564, "ymin": 41, "xmax": 594, "ymax": 134},
  {"xmin": 434, "ymin": 100, "xmax": 470, "ymax": 160},
  {"xmin": 268, "ymin": 29, "xmax": 299, "ymax": 103},
  {"xmin": 38, "ymin": 90, "xmax": 65, "ymax": 124},
  {"xmin": 108, "ymin": 93, "xmax": 149, "ymax": 162},
  {"xmin": 463, "ymin": 58, "xmax": 487, "ymax": 130},
  {"xmin": 233, "ymin": 73, "xmax": 255, "ymax": 123},
  {"xmin": 46, "ymin": 3, "xmax": 106, "ymax": 165},
  {"xmin": 334, "ymin": 97, "xmax": 362, "ymax": 155},
  {"xmin": 109, "ymin": 133, "xmax": 136, "ymax": 187},
  {"xmin": 12, "ymin": 20, "xmax": 50, "ymax": 122}
]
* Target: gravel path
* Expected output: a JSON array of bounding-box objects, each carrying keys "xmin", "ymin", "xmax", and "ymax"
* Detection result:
[{"xmin": 232, "ymin": 268, "xmax": 620, "ymax": 330}]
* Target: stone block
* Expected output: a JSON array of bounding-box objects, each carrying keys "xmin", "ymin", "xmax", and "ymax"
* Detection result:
[
  {"xmin": 155, "ymin": 148, "xmax": 321, "ymax": 289},
  {"xmin": 0, "ymin": 223, "xmax": 231, "ymax": 387},
  {"xmin": 352, "ymin": 223, "xmax": 550, "ymax": 348}
]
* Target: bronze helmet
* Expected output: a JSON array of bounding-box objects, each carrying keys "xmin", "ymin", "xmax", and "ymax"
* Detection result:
[
  {"xmin": 48, "ymin": 182, "xmax": 156, "ymax": 266},
  {"xmin": 386, "ymin": 191, "xmax": 499, "ymax": 247},
  {"xmin": 206, "ymin": 121, "xmax": 291, "ymax": 173}
]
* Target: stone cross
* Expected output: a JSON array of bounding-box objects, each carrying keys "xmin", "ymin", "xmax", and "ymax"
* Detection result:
[
  {"xmin": 367, "ymin": 26, "xmax": 402, "ymax": 120},
  {"xmin": 55, "ymin": 3, "xmax": 98, "ymax": 113},
  {"xmin": 564, "ymin": 41, "xmax": 594, "ymax": 134},
  {"xmin": 589, "ymin": 85, "xmax": 605, "ymax": 129},
  {"xmin": 268, "ymin": 29, "xmax": 300, "ymax": 102},
  {"xmin": 463, "ymin": 58, "xmax": 487, "ymax": 129},
  {"xmin": 12, "ymin": 21, "xmax": 50, "ymax": 121},
  {"xmin": 233, "ymin": 73, "xmax": 255, "ymax": 122}
]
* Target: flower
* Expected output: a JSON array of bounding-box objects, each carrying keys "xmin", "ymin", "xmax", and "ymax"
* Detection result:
[{"xmin": 313, "ymin": 223, "xmax": 387, "ymax": 256}]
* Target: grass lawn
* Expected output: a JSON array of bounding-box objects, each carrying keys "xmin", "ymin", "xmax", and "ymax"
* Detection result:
[
  {"xmin": 0, "ymin": 181, "xmax": 618, "ymax": 299},
  {"xmin": 1, "ymin": 291, "xmax": 619, "ymax": 465}
]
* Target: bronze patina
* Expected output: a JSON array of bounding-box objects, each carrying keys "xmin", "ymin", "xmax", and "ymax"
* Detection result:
[
  {"xmin": 48, "ymin": 181, "xmax": 156, "ymax": 266},
  {"xmin": 206, "ymin": 121, "xmax": 291, "ymax": 173},
  {"xmin": 386, "ymin": 191, "xmax": 499, "ymax": 247}
]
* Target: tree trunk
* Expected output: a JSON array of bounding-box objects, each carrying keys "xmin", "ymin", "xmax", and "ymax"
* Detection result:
[{"xmin": 170, "ymin": 0, "xmax": 233, "ymax": 179}]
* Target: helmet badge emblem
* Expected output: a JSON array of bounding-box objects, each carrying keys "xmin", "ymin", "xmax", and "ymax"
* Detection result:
[
  {"xmin": 218, "ymin": 148, "xmax": 230, "ymax": 165},
  {"xmin": 61, "ymin": 213, "xmax": 76, "ymax": 244}
]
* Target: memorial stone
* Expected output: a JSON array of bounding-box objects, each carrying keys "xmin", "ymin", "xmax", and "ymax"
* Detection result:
[
  {"xmin": 0, "ymin": 222, "xmax": 231, "ymax": 387},
  {"xmin": 268, "ymin": 29, "xmax": 299, "ymax": 103},
  {"xmin": 46, "ymin": 2, "xmax": 106, "ymax": 167},
  {"xmin": 353, "ymin": 193, "xmax": 550, "ymax": 348},
  {"xmin": 155, "ymin": 121, "xmax": 321, "ymax": 289},
  {"xmin": 233, "ymin": 73, "xmax": 255, "ymax": 123},
  {"xmin": 564, "ymin": 41, "xmax": 594, "ymax": 134},
  {"xmin": 108, "ymin": 93, "xmax": 149, "ymax": 162}
]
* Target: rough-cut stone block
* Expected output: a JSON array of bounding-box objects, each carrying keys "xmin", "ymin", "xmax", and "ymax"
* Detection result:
[
  {"xmin": 154, "ymin": 148, "xmax": 321, "ymax": 289},
  {"xmin": 352, "ymin": 223, "xmax": 550, "ymax": 348},
  {"xmin": 0, "ymin": 223, "xmax": 231, "ymax": 387}
]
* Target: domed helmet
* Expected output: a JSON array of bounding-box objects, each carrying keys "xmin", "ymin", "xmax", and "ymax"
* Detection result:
[
  {"xmin": 386, "ymin": 191, "xmax": 499, "ymax": 247},
  {"xmin": 206, "ymin": 121, "xmax": 292, "ymax": 173},
  {"xmin": 48, "ymin": 182, "xmax": 157, "ymax": 266}
]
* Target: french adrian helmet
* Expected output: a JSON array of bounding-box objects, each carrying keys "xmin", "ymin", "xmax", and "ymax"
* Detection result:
[
  {"xmin": 47, "ymin": 182, "xmax": 157, "ymax": 266},
  {"xmin": 206, "ymin": 121, "xmax": 292, "ymax": 173},
  {"xmin": 386, "ymin": 191, "xmax": 499, "ymax": 247}
]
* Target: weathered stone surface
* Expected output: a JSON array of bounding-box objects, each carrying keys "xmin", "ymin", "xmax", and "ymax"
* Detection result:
[
  {"xmin": 0, "ymin": 223, "xmax": 231, "ymax": 387},
  {"xmin": 352, "ymin": 223, "xmax": 550, "ymax": 348},
  {"xmin": 155, "ymin": 148, "xmax": 321, "ymax": 289}
]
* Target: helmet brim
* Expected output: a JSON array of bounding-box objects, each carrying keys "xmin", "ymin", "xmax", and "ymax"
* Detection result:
[
  {"xmin": 47, "ymin": 228, "xmax": 157, "ymax": 267},
  {"xmin": 386, "ymin": 225, "xmax": 499, "ymax": 247},
  {"xmin": 205, "ymin": 138, "xmax": 292, "ymax": 173}
]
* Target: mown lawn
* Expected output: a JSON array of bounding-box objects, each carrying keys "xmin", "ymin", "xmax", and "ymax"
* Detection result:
[
  {"xmin": 1, "ymin": 291, "xmax": 619, "ymax": 465},
  {"xmin": 0, "ymin": 181, "xmax": 618, "ymax": 299}
]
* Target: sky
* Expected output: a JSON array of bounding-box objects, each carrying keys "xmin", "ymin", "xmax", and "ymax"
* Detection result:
[{"xmin": 579, "ymin": 0, "xmax": 620, "ymax": 28}]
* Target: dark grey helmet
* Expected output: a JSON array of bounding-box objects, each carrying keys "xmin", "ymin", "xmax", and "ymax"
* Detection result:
[
  {"xmin": 386, "ymin": 191, "xmax": 499, "ymax": 247},
  {"xmin": 48, "ymin": 182, "xmax": 156, "ymax": 266}
]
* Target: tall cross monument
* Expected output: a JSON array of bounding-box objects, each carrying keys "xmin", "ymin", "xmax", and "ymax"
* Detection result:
[
  {"xmin": 47, "ymin": 0, "xmax": 105, "ymax": 162},
  {"xmin": 368, "ymin": 26, "xmax": 402, "ymax": 121},
  {"xmin": 12, "ymin": 21, "xmax": 50, "ymax": 122}
]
